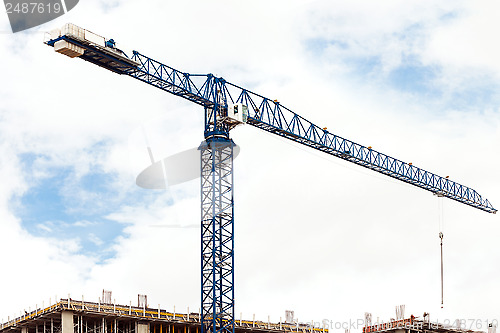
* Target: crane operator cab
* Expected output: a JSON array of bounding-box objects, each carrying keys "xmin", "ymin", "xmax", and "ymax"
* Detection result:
[{"xmin": 226, "ymin": 103, "xmax": 249, "ymax": 126}]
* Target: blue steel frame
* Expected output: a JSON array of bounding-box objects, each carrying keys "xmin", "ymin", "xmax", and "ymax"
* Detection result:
[
  {"xmin": 200, "ymin": 139, "xmax": 235, "ymax": 333},
  {"xmin": 200, "ymin": 82, "xmax": 235, "ymax": 333},
  {"xmin": 124, "ymin": 50, "xmax": 496, "ymax": 214},
  {"xmin": 45, "ymin": 32, "xmax": 497, "ymax": 333}
]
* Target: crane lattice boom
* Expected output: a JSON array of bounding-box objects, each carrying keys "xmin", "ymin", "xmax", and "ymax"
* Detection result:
[{"xmin": 45, "ymin": 29, "xmax": 496, "ymax": 213}]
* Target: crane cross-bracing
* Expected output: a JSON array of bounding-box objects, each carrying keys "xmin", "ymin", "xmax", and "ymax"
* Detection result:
[{"xmin": 45, "ymin": 22, "xmax": 497, "ymax": 333}]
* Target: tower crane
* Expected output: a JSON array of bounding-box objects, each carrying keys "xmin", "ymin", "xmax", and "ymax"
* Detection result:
[{"xmin": 45, "ymin": 23, "xmax": 497, "ymax": 333}]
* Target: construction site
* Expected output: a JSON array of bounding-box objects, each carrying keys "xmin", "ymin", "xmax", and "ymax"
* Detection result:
[
  {"xmin": 1, "ymin": 297, "xmax": 496, "ymax": 333},
  {"xmin": 0, "ymin": 297, "xmax": 324, "ymax": 333},
  {"xmin": 362, "ymin": 316, "xmax": 497, "ymax": 333},
  {"xmin": 1, "ymin": 13, "xmax": 497, "ymax": 333}
]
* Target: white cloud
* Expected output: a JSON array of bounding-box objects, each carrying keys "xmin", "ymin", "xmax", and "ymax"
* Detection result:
[
  {"xmin": 36, "ymin": 222, "xmax": 53, "ymax": 233},
  {"xmin": 73, "ymin": 220, "xmax": 97, "ymax": 227},
  {"xmin": 424, "ymin": 0, "xmax": 500, "ymax": 73},
  {"xmin": 88, "ymin": 233, "xmax": 104, "ymax": 246}
]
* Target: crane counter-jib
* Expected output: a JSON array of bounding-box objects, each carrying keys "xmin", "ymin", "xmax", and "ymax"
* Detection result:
[{"xmin": 45, "ymin": 23, "xmax": 140, "ymax": 74}]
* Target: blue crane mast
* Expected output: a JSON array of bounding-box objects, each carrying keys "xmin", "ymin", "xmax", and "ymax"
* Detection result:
[{"xmin": 45, "ymin": 23, "xmax": 496, "ymax": 333}]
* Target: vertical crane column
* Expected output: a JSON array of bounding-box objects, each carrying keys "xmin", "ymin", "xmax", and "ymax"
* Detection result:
[
  {"xmin": 200, "ymin": 99, "xmax": 235, "ymax": 333},
  {"xmin": 200, "ymin": 138, "xmax": 235, "ymax": 333}
]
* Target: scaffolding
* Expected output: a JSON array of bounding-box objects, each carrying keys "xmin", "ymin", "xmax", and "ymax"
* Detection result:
[{"xmin": 1, "ymin": 299, "xmax": 327, "ymax": 333}]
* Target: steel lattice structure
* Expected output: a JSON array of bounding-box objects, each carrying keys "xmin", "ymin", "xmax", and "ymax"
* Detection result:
[
  {"xmin": 45, "ymin": 24, "xmax": 496, "ymax": 333},
  {"xmin": 126, "ymin": 49, "xmax": 496, "ymax": 213},
  {"xmin": 200, "ymin": 139, "xmax": 235, "ymax": 333}
]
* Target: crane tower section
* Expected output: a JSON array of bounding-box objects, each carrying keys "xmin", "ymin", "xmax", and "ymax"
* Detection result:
[{"xmin": 200, "ymin": 140, "xmax": 235, "ymax": 333}]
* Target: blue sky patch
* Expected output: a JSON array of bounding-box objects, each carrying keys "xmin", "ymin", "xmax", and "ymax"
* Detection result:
[
  {"xmin": 304, "ymin": 38, "xmax": 349, "ymax": 54},
  {"xmin": 446, "ymin": 82, "xmax": 500, "ymax": 111},
  {"xmin": 12, "ymin": 152, "xmax": 140, "ymax": 261},
  {"xmin": 388, "ymin": 63, "xmax": 439, "ymax": 95},
  {"xmin": 301, "ymin": 34, "xmax": 500, "ymax": 113}
]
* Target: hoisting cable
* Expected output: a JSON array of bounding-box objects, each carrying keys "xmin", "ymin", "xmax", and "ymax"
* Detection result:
[
  {"xmin": 439, "ymin": 231, "xmax": 444, "ymax": 308},
  {"xmin": 437, "ymin": 193, "xmax": 444, "ymax": 308}
]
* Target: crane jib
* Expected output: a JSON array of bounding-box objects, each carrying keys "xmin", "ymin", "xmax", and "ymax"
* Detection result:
[
  {"xmin": 44, "ymin": 29, "xmax": 496, "ymax": 214},
  {"xmin": 246, "ymin": 118, "xmax": 496, "ymax": 214}
]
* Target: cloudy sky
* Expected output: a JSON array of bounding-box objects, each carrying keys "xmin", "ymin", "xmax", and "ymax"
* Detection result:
[{"xmin": 0, "ymin": 0, "xmax": 499, "ymax": 331}]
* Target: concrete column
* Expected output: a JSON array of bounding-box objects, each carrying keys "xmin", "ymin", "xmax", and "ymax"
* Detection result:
[
  {"xmin": 62, "ymin": 311, "xmax": 74, "ymax": 333},
  {"xmin": 22, "ymin": 327, "xmax": 28, "ymax": 333},
  {"xmin": 136, "ymin": 323, "xmax": 149, "ymax": 333}
]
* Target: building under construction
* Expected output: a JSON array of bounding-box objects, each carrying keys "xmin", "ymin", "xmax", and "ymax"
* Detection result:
[
  {"xmin": 363, "ymin": 316, "xmax": 496, "ymax": 333},
  {"xmin": 0, "ymin": 298, "xmax": 325, "ymax": 333},
  {"xmin": 2, "ymin": 297, "xmax": 496, "ymax": 333}
]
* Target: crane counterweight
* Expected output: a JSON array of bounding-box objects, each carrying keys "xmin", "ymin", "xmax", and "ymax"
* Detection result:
[{"xmin": 53, "ymin": 40, "xmax": 84, "ymax": 58}]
